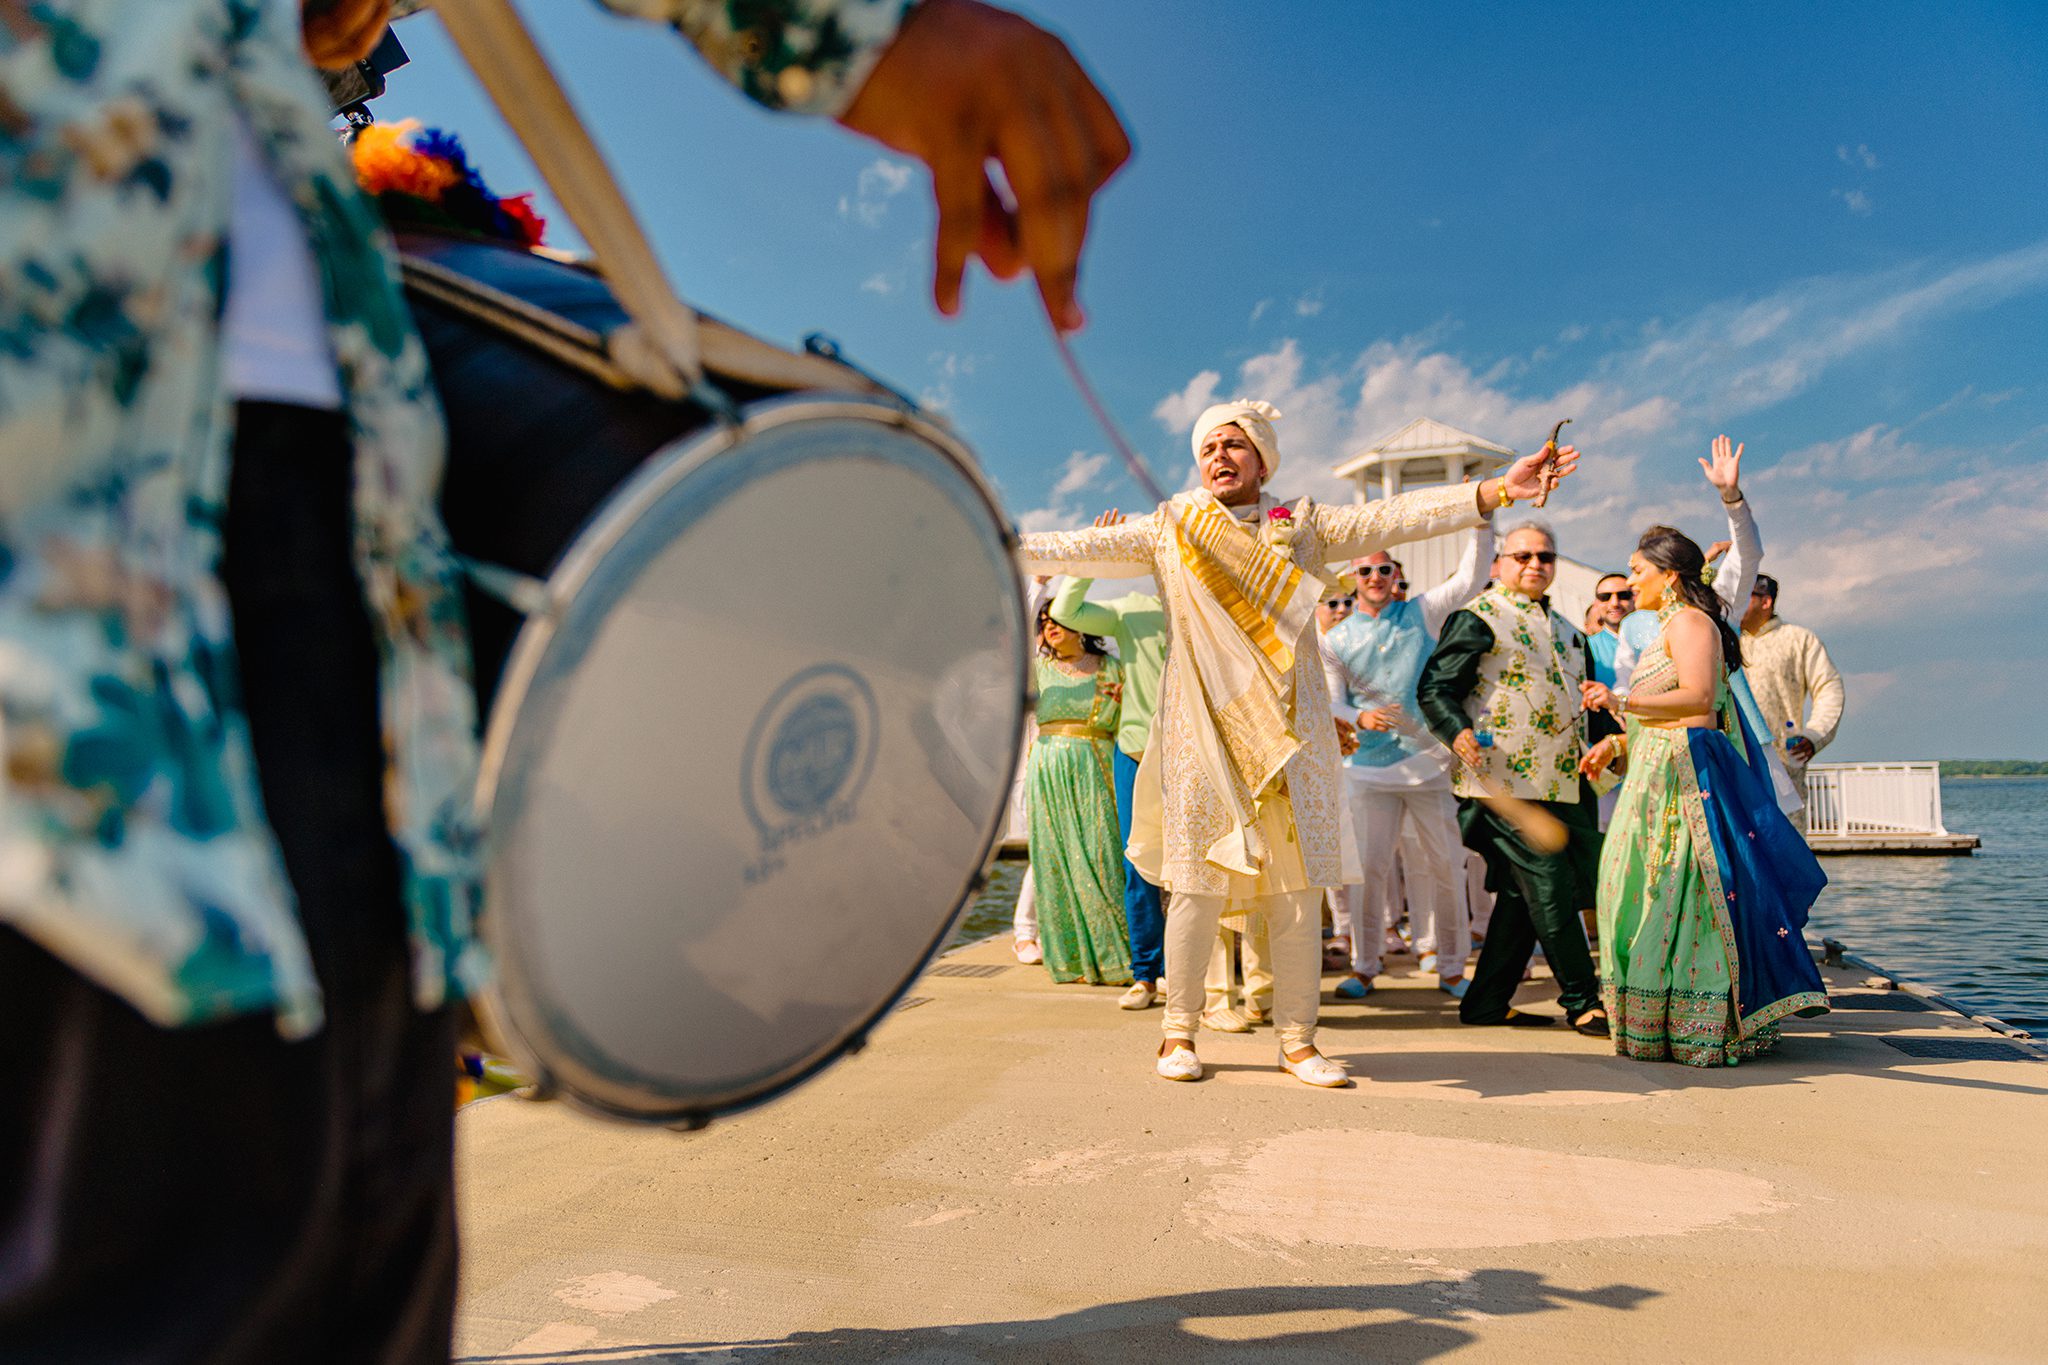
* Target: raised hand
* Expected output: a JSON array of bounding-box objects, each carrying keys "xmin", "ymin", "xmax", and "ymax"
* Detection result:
[
  {"xmin": 839, "ymin": 0, "xmax": 1130, "ymax": 332},
  {"xmin": 1699, "ymin": 435, "xmax": 1744, "ymax": 500},
  {"xmin": 1092, "ymin": 508, "xmax": 1126, "ymax": 528},
  {"xmin": 1501, "ymin": 445, "xmax": 1580, "ymax": 503}
]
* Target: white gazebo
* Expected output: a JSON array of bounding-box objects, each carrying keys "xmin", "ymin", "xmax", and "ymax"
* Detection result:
[
  {"xmin": 1329, "ymin": 417, "xmax": 1606, "ymax": 628},
  {"xmin": 1331, "ymin": 417, "xmax": 1516, "ymax": 502}
]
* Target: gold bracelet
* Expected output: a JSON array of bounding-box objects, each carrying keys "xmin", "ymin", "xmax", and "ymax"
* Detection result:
[{"xmin": 1495, "ymin": 476, "xmax": 1515, "ymax": 508}]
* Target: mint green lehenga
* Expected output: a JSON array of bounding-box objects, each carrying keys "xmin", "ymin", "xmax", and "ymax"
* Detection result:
[
  {"xmin": 1597, "ymin": 603, "xmax": 1829, "ymax": 1066},
  {"xmin": 1026, "ymin": 656, "xmax": 1133, "ymax": 985}
]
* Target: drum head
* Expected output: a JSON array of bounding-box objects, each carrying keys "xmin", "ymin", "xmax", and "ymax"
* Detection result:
[{"xmin": 477, "ymin": 396, "xmax": 1028, "ymax": 1124}]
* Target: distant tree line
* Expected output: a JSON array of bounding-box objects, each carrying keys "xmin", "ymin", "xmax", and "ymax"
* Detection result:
[{"xmin": 1943, "ymin": 760, "xmax": 2048, "ymax": 777}]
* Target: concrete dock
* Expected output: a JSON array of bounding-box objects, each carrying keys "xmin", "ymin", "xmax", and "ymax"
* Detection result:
[{"xmin": 453, "ymin": 938, "xmax": 2048, "ymax": 1363}]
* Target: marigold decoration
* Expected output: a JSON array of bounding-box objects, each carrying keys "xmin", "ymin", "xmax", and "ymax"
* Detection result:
[{"xmin": 349, "ymin": 120, "xmax": 547, "ymax": 249}]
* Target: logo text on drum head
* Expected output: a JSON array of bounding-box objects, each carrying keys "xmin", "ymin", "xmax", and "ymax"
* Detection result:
[{"xmin": 742, "ymin": 664, "xmax": 880, "ymax": 883}]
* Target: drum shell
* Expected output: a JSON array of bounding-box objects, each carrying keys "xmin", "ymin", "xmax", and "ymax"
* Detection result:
[
  {"xmin": 401, "ymin": 230, "xmax": 789, "ymax": 711},
  {"xmin": 397, "ymin": 233, "xmax": 1032, "ymax": 1124}
]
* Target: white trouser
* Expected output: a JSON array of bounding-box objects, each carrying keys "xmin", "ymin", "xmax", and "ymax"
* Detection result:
[
  {"xmin": 1013, "ymin": 864, "xmax": 1038, "ymax": 941},
  {"xmin": 1205, "ymin": 918, "xmax": 1272, "ymax": 1016},
  {"xmin": 1348, "ymin": 775, "xmax": 1466, "ymax": 980},
  {"xmin": 1393, "ymin": 790, "xmax": 1469, "ymax": 977},
  {"xmin": 1166, "ymin": 891, "xmax": 1322, "ymax": 1050}
]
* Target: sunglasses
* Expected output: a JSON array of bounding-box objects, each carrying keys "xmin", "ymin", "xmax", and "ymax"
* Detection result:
[
  {"xmin": 1356, "ymin": 564, "xmax": 1399, "ymax": 578},
  {"xmin": 1595, "ymin": 589, "xmax": 1634, "ymax": 602},
  {"xmin": 1395, "ymin": 581, "xmax": 1409, "ymax": 591},
  {"xmin": 1506, "ymin": 550, "xmax": 1557, "ymax": 565},
  {"xmin": 1323, "ymin": 596, "xmax": 1356, "ymax": 608}
]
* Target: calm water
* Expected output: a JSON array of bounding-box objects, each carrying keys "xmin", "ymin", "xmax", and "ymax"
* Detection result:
[
  {"xmin": 956, "ymin": 777, "xmax": 2048, "ymax": 1028},
  {"xmin": 1807, "ymin": 777, "xmax": 2048, "ymax": 1027}
]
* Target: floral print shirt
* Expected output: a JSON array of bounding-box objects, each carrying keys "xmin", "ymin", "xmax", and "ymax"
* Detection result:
[{"xmin": 0, "ymin": 0, "xmax": 906, "ymax": 1037}]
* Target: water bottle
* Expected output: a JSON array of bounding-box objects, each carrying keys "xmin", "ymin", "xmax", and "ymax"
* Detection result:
[{"xmin": 1474, "ymin": 715, "xmax": 1495, "ymax": 750}]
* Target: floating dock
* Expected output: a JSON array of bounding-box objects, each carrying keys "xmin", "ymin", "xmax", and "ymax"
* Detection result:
[
  {"xmin": 453, "ymin": 938, "xmax": 2048, "ymax": 1362},
  {"xmin": 1808, "ymin": 832, "xmax": 1982, "ymax": 855}
]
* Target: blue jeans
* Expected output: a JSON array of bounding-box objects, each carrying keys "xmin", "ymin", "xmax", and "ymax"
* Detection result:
[{"xmin": 1113, "ymin": 745, "xmax": 1165, "ymax": 983}]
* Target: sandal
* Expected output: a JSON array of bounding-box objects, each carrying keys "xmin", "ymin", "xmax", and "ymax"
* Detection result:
[{"xmin": 1570, "ymin": 1008, "xmax": 1611, "ymax": 1038}]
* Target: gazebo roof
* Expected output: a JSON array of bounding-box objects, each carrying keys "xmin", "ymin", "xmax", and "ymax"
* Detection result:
[{"xmin": 1330, "ymin": 418, "xmax": 1517, "ymax": 479}]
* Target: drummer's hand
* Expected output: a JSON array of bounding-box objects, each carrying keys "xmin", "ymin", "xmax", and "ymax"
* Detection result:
[
  {"xmin": 838, "ymin": 0, "xmax": 1131, "ymax": 331},
  {"xmin": 1093, "ymin": 508, "xmax": 1126, "ymax": 528},
  {"xmin": 302, "ymin": 0, "xmax": 391, "ymax": 68}
]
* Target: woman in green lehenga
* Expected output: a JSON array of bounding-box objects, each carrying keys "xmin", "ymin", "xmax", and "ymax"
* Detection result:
[
  {"xmin": 1581, "ymin": 523, "xmax": 1829, "ymax": 1067},
  {"xmin": 1026, "ymin": 603, "xmax": 1133, "ymax": 986}
]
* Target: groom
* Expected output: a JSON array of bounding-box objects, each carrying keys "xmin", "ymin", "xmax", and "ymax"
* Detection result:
[{"xmin": 1019, "ymin": 402, "xmax": 1578, "ymax": 1085}]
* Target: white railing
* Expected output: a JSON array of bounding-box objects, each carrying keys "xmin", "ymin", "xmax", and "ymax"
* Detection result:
[{"xmin": 1803, "ymin": 761, "xmax": 1948, "ymax": 837}]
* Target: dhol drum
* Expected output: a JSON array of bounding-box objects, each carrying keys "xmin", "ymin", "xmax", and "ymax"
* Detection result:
[{"xmin": 403, "ymin": 230, "xmax": 1030, "ymax": 1127}]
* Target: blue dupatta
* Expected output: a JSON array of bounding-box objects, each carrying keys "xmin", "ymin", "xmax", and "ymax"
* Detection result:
[{"xmin": 1686, "ymin": 688, "xmax": 1831, "ymax": 1033}]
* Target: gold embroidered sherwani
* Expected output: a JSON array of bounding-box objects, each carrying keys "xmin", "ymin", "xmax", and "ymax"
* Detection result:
[{"xmin": 1020, "ymin": 484, "xmax": 1486, "ymax": 897}]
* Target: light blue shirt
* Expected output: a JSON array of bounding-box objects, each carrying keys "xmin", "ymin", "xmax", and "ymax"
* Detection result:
[{"xmin": 1320, "ymin": 523, "xmax": 1493, "ymax": 768}]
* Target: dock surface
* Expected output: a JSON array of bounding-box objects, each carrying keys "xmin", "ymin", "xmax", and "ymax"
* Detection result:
[{"xmin": 454, "ymin": 938, "xmax": 2048, "ymax": 1362}]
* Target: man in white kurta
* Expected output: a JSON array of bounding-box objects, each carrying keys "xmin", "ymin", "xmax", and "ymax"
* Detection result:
[{"xmin": 1019, "ymin": 400, "xmax": 1576, "ymax": 1085}]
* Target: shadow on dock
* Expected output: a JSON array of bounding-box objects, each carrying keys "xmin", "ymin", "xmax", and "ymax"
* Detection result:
[{"xmin": 456, "ymin": 1273, "xmax": 1659, "ymax": 1363}]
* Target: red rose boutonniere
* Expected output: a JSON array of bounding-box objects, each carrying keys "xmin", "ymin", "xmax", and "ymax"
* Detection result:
[{"xmin": 1263, "ymin": 504, "xmax": 1297, "ymax": 549}]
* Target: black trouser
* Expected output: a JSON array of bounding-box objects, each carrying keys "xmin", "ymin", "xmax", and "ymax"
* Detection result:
[
  {"xmin": 1457, "ymin": 795, "xmax": 1603, "ymax": 1024},
  {"xmin": 0, "ymin": 403, "xmax": 458, "ymax": 1364}
]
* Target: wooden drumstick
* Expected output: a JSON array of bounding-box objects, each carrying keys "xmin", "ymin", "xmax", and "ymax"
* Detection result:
[{"xmin": 1532, "ymin": 417, "xmax": 1571, "ymax": 509}]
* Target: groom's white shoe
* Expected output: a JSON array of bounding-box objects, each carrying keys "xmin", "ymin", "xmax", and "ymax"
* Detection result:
[{"xmin": 1279, "ymin": 1048, "xmax": 1350, "ymax": 1088}]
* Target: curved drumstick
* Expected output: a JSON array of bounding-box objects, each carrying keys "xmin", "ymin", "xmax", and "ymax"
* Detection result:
[
  {"xmin": 1532, "ymin": 417, "xmax": 1571, "ymax": 509},
  {"xmin": 1053, "ymin": 328, "xmax": 1171, "ymax": 506}
]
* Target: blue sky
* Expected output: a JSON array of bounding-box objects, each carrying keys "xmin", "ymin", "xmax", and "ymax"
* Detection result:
[{"xmin": 383, "ymin": 2, "xmax": 2046, "ymax": 759}]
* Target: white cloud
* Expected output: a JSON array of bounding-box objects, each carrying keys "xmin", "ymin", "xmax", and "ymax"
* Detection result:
[
  {"xmin": 1600, "ymin": 237, "xmax": 2048, "ymax": 417},
  {"xmin": 839, "ymin": 157, "xmax": 915, "ymax": 228},
  {"xmin": 1145, "ymin": 237, "xmax": 2048, "ymax": 616},
  {"xmin": 1295, "ymin": 292, "xmax": 1325, "ymax": 317},
  {"xmin": 1835, "ymin": 188, "xmax": 1874, "ymax": 216},
  {"xmin": 1249, "ymin": 298, "xmax": 1272, "ymax": 325},
  {"xmin": 1152, "ymin": 369, "xmax": 1222, "ymax": 433},
  {"xmin": 860, "ymin": 272, "xmax": 895, "ymax": 295},
  {"xmin": 1129, "ymin": 238, "xmax": 2048, "ymax": 759},
  {"xmin": 1017, "ymin": 450, "xmax": 1114, "ymax": 532},
  {"xmin": 1050, "ymin": 451, "xmax": 1110, "ymax": 499},
  {"xmin": 1836, "ymin": 143, "xmax": 1881, "ymax": 170}
]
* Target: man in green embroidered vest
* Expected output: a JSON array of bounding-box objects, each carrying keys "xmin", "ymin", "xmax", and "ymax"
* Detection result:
[{"xmin": 1418, "ymin": 521, "xmax": 1618, "ymax": 1035}]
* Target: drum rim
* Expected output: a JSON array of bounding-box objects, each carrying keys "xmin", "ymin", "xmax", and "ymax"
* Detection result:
[{"xmin": 472, "ymin": 392, "xmax": 1030, "ymax": 1128}]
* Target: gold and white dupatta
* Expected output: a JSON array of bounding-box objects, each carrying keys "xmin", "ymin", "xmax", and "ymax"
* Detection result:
[{"xmin": 1155, "ymin": 491, "xmax": 1330, "ymax": 876}]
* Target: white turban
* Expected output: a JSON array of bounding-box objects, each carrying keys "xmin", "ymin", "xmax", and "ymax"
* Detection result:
[{"xmin": 1191, "ymin": 399, "xmax": 1284, "ymax": 481}]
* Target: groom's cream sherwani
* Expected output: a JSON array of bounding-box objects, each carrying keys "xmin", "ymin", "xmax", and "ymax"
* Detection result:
[{"xmin": 1020, "ymin": 484, "xmax": 1485, "ymax": 899}]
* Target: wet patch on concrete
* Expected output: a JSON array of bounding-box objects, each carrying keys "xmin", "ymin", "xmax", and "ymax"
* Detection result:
[
  {"xmin": 551, "ymin": 1270, "xmax": 680, "ymax": 1315},
  {"xmin": 1193, "ymin": 1129, "xmax": 1782, "ymax": 1251}
]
